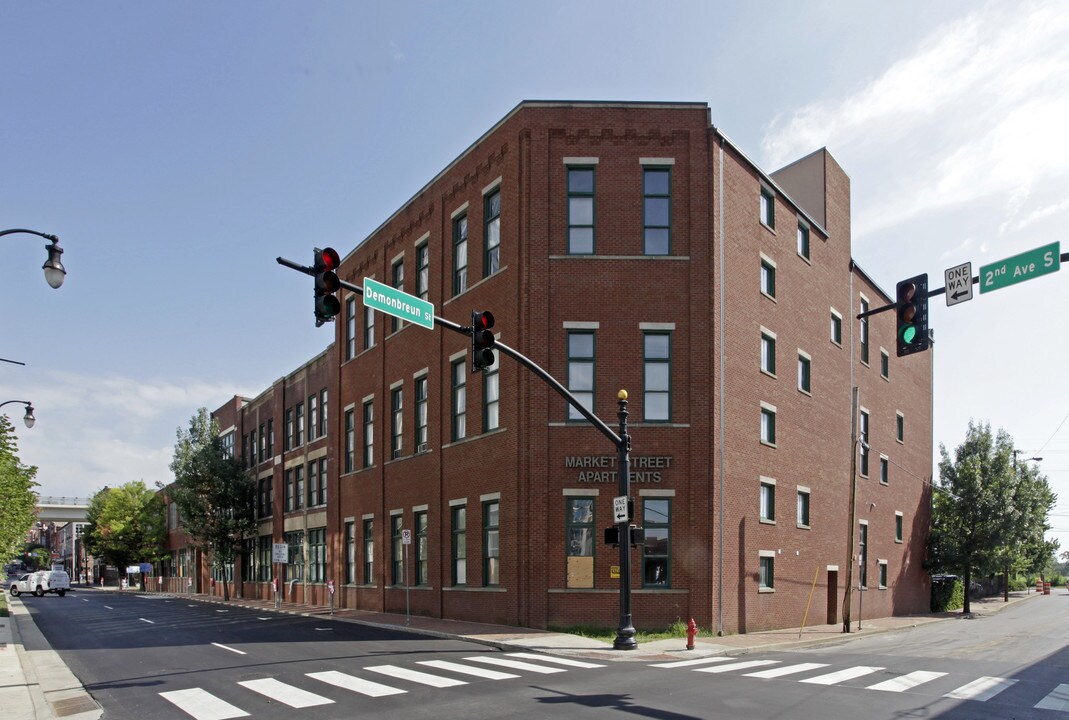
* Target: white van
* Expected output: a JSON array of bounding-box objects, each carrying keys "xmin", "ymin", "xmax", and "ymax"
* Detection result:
[{"xmin": 29, "ymin": 570, "xmax": 70, "ymax": 596}]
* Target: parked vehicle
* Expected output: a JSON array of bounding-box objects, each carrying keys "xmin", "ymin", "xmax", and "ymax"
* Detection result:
[{"xmin": 8, "ymin": 570, "xmax": 70, "ymax": 597}]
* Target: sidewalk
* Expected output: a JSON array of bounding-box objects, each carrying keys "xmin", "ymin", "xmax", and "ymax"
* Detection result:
[{"xmin": 0, "ymin": 585, "xmax": 1045, "ymax": 720}]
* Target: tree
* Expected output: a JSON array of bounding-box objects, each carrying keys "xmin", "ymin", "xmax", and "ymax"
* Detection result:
[
  {"xmin": 83, "ymin": 482, "xmax": 167, "ymax": 574},
  {"xmin": 169, "ymin": 408, "xmax": 255, "ymax": 602},
  {"xmin": 929, "ymin": 421, "xmax": 1057, "ymax": 612},
  {"xmin": 0, "ymin": 415, "xmax": 39, "ymax": 565}
]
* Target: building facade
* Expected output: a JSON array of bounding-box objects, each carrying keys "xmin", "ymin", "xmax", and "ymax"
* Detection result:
[{"xmin": 165, "ymin": 101, "xmax": 933, "ymax": 634}]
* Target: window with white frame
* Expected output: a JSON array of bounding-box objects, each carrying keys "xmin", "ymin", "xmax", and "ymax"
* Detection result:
[
  {"xmin": 567, "ymin": 166, "xmax": 595, "ymax": 254},
  {"xmin": 760, "ymin": 478, "xmax": 775, "ymax": 522},
  {"xmin": 897, "ymin": 412, "xmax": 905, "ymax": 442},
  {"xmin": 798, "ymin": 351, "xmax": 812, "ymax": 393},
  {"xmin": 760, "ymin": 403, "xmax": 776, "ymax": 446},
  {"xmin": 760, "ymin": 185, "xmax": 775, "ymax": 229},
  {"xmin": 895, "ymin": 512, "xmax": 904, "ymax": 543},
  {"xmin": 644, "ymin": 167, "xmax": 671, "ymax": 255},
  {"xmin": 483, "ymin": 353, "xmax": 499, "ymax": 432},
  {"xmin": 797, "ymin": 487, "xmax": 810, "ymax": 528},
  {"xmin": 417, "ymin": 242, "xmax": 429, "ymax": 302},
  {"xmin": 415, "ymin": 375, "xmax": 428, "ymax": 450},
  {"xmin": 759, "ymin": 551, "xmax": 775, "ymax": 590},
  {"xmin": 830, "ymin": 309, "xmax": 843, "ymax": 345},
  {"xmin": 760, "ymin": 255, "xmax": 776, "ymax": 298},
  {"xmin": 567, "ymin": 331, "xmax": 595, "ymax": 421},
  {"xmin": 484, "ymin": 189, "xmax": 501, "ymax": 277},
  {"xmin": 878, "ymin": 560, "xmax": 888, "ymax": 589},
  {"xmin": 761, "ymin": 329, "xmax": 776, "ymax": 376},
  {"xmin": 452, "ymin": 360, "xmax": 466, "ymax": 441},
  {"xmin": 880, "ymin": 456, "xmax": 889, "ymax": 485},
  {"xmin": 453, "ymin": 214, "xmax": 468, "ymax": 296},
  {"xmin": 644, "ymin": 332, "xmax": 670, "ymax": 422},
  {"xmin": 797, "ymin": 220, "xmax": 810, "ymax": 260}
]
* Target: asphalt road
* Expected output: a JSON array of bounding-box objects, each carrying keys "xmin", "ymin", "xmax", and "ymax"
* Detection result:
[{"xmin": 18, "ymin": 589, "xmax": 1069, "ymax": 720}]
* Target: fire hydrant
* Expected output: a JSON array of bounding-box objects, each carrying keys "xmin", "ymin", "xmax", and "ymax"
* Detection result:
[{"xmin": 686, "ymin": 618, "xmax": 698, "ymax": 650}]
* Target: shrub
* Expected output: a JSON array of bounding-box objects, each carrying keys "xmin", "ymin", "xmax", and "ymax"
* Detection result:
[
  {"xmin": 1008, "ymin": 575, "xmax": 1028, "ymax": 591},
  {"xmin": 931, "ymin": 576, "xmax": 964, "ymax": 611}
]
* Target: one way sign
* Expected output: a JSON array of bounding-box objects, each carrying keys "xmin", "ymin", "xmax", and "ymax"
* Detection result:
[{"xmin": 945, "ymin": 262, "xmax": 973, "ymax": 307}]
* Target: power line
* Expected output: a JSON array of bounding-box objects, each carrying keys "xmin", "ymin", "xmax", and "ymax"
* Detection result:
[{"xmin": 1035, "ymin": 411, "xmax": 1069, "ymax": 456}]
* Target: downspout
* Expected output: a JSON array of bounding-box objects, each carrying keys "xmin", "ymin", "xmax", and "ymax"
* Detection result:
[{"xmin": 716, "ymin": 133, "xmax": 726, "ymax": 636}]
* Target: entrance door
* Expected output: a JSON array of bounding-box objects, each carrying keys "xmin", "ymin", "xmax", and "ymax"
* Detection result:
[{"xmin": 827, "ymin": 569, "xmax": 838, "ymax": 625}]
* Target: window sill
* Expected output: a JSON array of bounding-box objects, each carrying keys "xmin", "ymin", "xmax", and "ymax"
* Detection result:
[
  {"xmin": 759, "ymin": 518, "xmax": 776, "ymax": 526},
  {"xmin": 760, "ymin": 222, "xmax": 776, "ymax": 235},
  {"xmin": 760, "ymin": 369, "xmax": 777, "ymax": 380},
  {"xmin": 798, "ymin": 388, "xmax": 812, "ymax": 397},
  {"xmin": 443, "ymin": 585, "xmax": 507, "ymax": 592},
  {"xmin": 895, "ymin": 539, "xmax": 903, "ymax": 544},
  {"xmin": 758, "ymin": 586, "xmax": 775, "ymax": 593},
  {"xmin": 797, "ymin": 523, "xmax": 810, "ymax": 530},
  {"xmin": 797, "ymin": 252, "xmax": 812, "ymax": 265},
  {"xmin": 760, "ymin": 440, "xmax": 777, "ymax": 449},
  {"xmin": 760, "ymin": 291, "xmax": 777, "ymax": 303},
  {"xmin": 831, "ymin": 339, "xmax": 843, "ymax": 348}
]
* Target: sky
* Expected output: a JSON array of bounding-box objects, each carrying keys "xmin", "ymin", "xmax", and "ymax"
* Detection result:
[{"xmin": 3, "ymin": 1, "xmax": 1068, "ymax": 552}]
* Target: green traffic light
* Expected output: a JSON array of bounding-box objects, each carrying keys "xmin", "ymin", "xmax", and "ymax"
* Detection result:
[{"xmin": 901, "ymin": 326, "xmax": 917, "ymax": 344}]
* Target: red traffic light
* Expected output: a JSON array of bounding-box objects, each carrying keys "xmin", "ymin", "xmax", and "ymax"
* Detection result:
[
  {"xmin": 473, "ymin": 310, "xmax": 494, "ymax": 333},
  {"xmin": 314, "ymin": 247, "xmax": 340, "ymax": 272},
  {"xmin": 471, "ymin": 310, "xmax": 496, "ymax": 372}
]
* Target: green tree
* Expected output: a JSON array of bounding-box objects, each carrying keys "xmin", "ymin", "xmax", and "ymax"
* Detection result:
[
  {"xmin": 169, "ymin": 408, "xmax": 255, "ymax": 602},
  {"xmin": 83, "ymin": 482, "xmax": 167, "ymax": 573},
  {"xmin": 0, "ymin": 415, "xmax": 39, "ymax": 564}
]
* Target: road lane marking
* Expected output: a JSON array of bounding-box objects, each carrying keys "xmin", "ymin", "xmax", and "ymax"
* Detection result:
[
  {"xmin": 139, "ymin": 618, "xmax": 155, "ymax": 624},
  {"xmin": 365, "ymin": 665, "xmax": 468, "ymax": 687},
  {"xmin": 695, "ymin": 660, "xmax": 779, "ymax": 674},
  {"xmin": 652, "ymin": 657, "xmax": 734, "ymax": 668},
  {"xmin": 237, "ymin": 678, "xmax": 333, "ymax": 707},
  {"xmin": 215, "ymin": 610, "xmax": 228, "ymax": 613},
  {"xmin": 868, "ymin": 671, "xmax": 947, "ymax": 692},
  {"xmin": 944, "ymin": 676, "xmax": 1017, "ymax": 702},
  {"xmin": 417, "ymin": 660, "xmax": 520, "ymax": 680},
  {"xmin": 1035, "ymin": 683, "xmax": 1069, "ymax": 711},
  {"xmin": 463, "ymin": 656, "xmax": 567, "ymax": 674},
  {"xmin": 159, "ymin": 688, "xmax": 250, "ymax": 720},
  {"xmin": 211, "ymin": 643, "xmax": 246, "ymax": 655},
  {"xmin": 103, "ymin": 606, "xmax": 113, "ymax": 610},
  {"xmin": 744, "ymin": 663, "xmax": 829, "ymax": 679},
  {"xmin": 505, "ymin": 652, "xmax": 604, "ymax": 668},
  {"xmin": 257, "ymin": 617, "xmax": 272, "ymax": 621},
  {"xmin": 307, "ymin": 670, "xmax": 406, "ymax": 697},
  {"xmin": 800, "ymin": 666, "xmax": 884, "ymax": 685}
]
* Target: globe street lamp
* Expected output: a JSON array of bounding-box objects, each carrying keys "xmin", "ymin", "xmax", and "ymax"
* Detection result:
[
  {"xmin": 1, "ymin": 229, "xmax": 66, "ymax": 288},
  {"xmin": 0, "ymin": 400, "xmax": 36, "ymax": 428}
]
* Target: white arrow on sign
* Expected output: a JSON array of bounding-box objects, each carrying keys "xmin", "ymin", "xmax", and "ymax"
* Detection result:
[
  {"xmin": 613, "ymin": 496, "xmax": 629, "ymax": 523},
  {"xmin": 945, "ymin": 261, "xmax": 973, "ymax": 307}
]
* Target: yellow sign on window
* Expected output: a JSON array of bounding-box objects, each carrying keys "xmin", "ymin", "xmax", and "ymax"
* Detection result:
[{"xmin": 610, "ymin": 565, "xmax": 620, "ymax": 579}]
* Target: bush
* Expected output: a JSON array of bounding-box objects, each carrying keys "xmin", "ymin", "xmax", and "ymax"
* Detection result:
[
  {"xmin": 1008, "ymin": 575, "xmax": 1028, "ymax": 591},
  {"xmin": 931, "ymin": 576, "xmax": 964, "ymax": 611}
]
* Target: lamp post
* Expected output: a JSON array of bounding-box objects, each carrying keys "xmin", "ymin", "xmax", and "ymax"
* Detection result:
[
  {"xmin": 0, "ymin": 400, "xmax": 36, "ymax": 428},
  {"xmin": 1, "ymin": 229, "xmax": 66, "ymax": 288}
]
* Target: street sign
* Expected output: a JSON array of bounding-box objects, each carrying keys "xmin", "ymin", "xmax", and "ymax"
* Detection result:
[
  {"xmin": 944, "ymin": 262, "xmax": 973, "ymax": 307},
  {"xmin": 979, "ymin": 242, "xmax": 1060, "ymax": 294},
  {"xmin": 363, "ymin": 277, "xmax": 435, "ymax": 330},
  {"xmin": 140, "ymin": 563, "xmax": 152, "ymax": 573},
  {"xmin": 401, "ymin": 529, "xmax": 412, "ymax": 545},
  {"xmin": 613, "ymin": 495, "xmax": 629, "ymax": 523},
  {"xmin": 272, "ymin": 542, "xmax": 288, "ymax": 563}
]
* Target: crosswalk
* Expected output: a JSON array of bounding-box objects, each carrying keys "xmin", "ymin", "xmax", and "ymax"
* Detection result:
[
  {"xmin": 159, "ymin": 652, "xmax": 604, "ymax": 719},
  {"xmin": 652, "ymin": 656, "xmax": 1068, "ymax": 711}
]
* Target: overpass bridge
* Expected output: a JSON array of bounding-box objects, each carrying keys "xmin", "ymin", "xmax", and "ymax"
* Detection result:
[{"xmin": 36, "ymin": 496, "xmax": 90, "ymax": 523}]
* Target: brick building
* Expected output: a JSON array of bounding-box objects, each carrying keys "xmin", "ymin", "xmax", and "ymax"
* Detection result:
[{"xmin": 165, "ymin": 101, "xmax": 933, "ymax": 635}]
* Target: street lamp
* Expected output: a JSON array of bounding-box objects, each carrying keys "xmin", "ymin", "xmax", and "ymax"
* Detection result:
[
  {"xmin": 1012, "ymin": 450, "xmax": 1043, "ymax": 469},
  {"xmin": 0, "ymin": 400, "xmax": 36, "ymax": 428},
  {"xmin": 1, "ymin": 229, "xmax": 66, "ymax": 288}
]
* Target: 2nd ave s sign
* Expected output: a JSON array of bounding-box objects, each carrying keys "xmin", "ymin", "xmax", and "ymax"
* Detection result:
[{"xmin": 979, "ymin": 242, "xmax": 1061, "ymax": 294}]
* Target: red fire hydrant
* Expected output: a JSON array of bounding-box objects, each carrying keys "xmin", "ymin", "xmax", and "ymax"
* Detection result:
[{"xmin": 686, "ymin": 618, "xmax": 698, "ymax": 650}]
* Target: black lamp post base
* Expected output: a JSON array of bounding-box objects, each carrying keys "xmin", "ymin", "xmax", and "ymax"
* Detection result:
[{"xmin": 613, "ymin": 624, "xmax": 638, "ymax": 650}]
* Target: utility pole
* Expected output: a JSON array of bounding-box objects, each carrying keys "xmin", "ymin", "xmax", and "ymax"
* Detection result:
[{"xmin": 843, "ymin": 387, "xmax": 859, "ymax": 633}]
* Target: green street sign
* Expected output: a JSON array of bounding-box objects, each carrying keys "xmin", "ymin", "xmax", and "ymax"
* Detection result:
[
  {"xmin": 979, "ymin": 242, "xmax": 1060, "ymax": 294},
  {"xmin": 362, "ymin": 277, "xmax": 435, "ymax": 330}
]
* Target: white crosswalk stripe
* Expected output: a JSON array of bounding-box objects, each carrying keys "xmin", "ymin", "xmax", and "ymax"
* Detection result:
[
  {"xmin": 159, "ymin": 688, "xmax": 250, "ymax": 720},
  {"xmin": 237, "ymin": 678, "xmax": 334, "ymax": 708},
  {"xmin": 867, "ymin": 670, "xmax": 947, "ymax": 692},
  {"xmin": 744, "ymin": 662, "xmax": 829, "ymax": 679},
  {"xmin": 653, "ymin": 657, "xmax": 735, "ymax": 669},
  {"xmin": 1034, "ymin": 683, "xmax": 1069, "ymax": 712},
  {"xmin": 307, "ymin": 670, "xmax": 407, "ymax": 697},
  {"xmin": 417, "ymin": 660, "xmax": 520, "ymax": 680},
  {"xmin": 505, "ymin": 652, "xmax": 605, "ymax": 668},
  {"xmin": 944, "ymin": 676, "xmax": 1017, "ymax": 702},
  {"xmin": 800, "ymin": 666, "xmax": 884, "ymax": 685},
  {"xmin": 365, "ymin": 664, "xmax": 469, "ymax": 687},
  {"xmin": 696, "ymin": 660, "xmax": 780, "ymax": 674},
  {"xmin": 463, "ymin": 656, "xmax": 567, "ymax": 674}
]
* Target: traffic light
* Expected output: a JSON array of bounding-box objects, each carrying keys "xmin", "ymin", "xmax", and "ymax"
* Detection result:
[
  {"xmin": 471, "ymin": 310, "xmax": 495, "ymax": 372},
  {"xmin": 313, "ymin": 247, "xmax": 341, "ymax": 327},
  {"xmin": 895, "ymin": 273, "xmax": 930, "ymax": 357}
]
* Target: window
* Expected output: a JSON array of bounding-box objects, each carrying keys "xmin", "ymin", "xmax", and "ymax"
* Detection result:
[
  {"xmin": 345, "ymin": 522, "xmax": 355, "ymax": 584},
  {"xmin": 797, "ymin": 488, "xmax": 810, "ymax": 528},
  {"xmin": 451, "ymin": 360, "xmax": 466, "ymax": 441},
  {"xmin": 294, "ymin": 465, "xmax": 304, "ymax": 510},
  {"xmin": 285, "ymin": 469, "xmax": 295, "ymax": 512},
  {"xmin": 415, "ymin": 376, "xmax": 428, "ymax": 450},
  {"xmin": 267, "ymin": 418, "xmax": 274, "ymax": 458},
  {"xmin": 760, "ymin": 403, "xmax": 776, "ymax": 446},
  {"xmin": 859, "ymin": 409, "xmax": 870, "ymax": 477},
  {"xmin": 644, "ymin": 332, "xmax": 670, "ymax": 422},
  {"xmin": 242, "ymin": 433, "xmax": 248, "ymax": 468},
  {"xmin": 285, "ymin": 408, "xmax": 293, "ymax": 451},
  {"xmin": 308, "ymin": 528, "xmax": 325, "ymax": 583},
  {"xmin": 416, "ymin": 242, "xmax": 429, "ymax": 301},
  {"xmin": 483, "ymin": 354, "xmax": 499, "ymax": 432},
  {"xmin": 451, "ymin": 505, "xmax": 466, "ymax": 586},
  {"xmin": 567, "ymin": 167, "xmax": 595, "ymax": 254},
  {"xmin": 895, "ymin": 512, "xmax": 904, "ymax": 543},
  {"xmin": 567, "ymin": 331, "xmax": 595, "ymax": 420},
  {"xmin": 484, "ymin": 189, "xmax": 500, "ymax": 277},
  {"xmin": 222, "ymin": 431, "xmax": 235, "ymax": 459},
  {"xmin": 760, "ymin": 256, "xmax": 776, "ymax": 298},
  {"xmin": 344, "ymin": 409, "xmax": 355, "ymax": 473},
  {"xmin": 318, "ymin": 458, "xmax": 328, "ymax": 505},
  {"xmin": 258, "ymin": 423, "xmax": 266, "ymax": 461},
  {"xmin": 879, "ymin": 560, "xmax": 888, "ymax": 589},
  {"xmin": 566, "ymin": 497, "xmax": 594, "ymax": 589},
  {"xmin": 295, "ymin": 402, "xmax": 304, "ymax": 447},
  {"xmin": 363, "ymin": 401, "xmax": 374, "ymax": 467},
  {"xmin": 307, "ymin": 460, "xmax": 320, "ymax": 507},
  {"xmin": 881, "ymin": 350, "xmax": 889, "ymax": 380},
  {"xmin": 319, "ymin": 390, "xmax": 327, "ymax": 438},
  {"xmin": 483, "ymin": 501, "xmax": 500, "ymax": 587},
  {"xmin": 346, "ymin": 297, "xmax": 357, "ymax": 360},
  {"xmin": 242, "ymin": 539, "xmax": 256, "ymax": 583},
  {"xmin": 415, "ymin": 511, "xmax": 428, "ymax": 586},
  {"xmin": 761, "ymin": 330, "xmax": 776, "ymax": 376},
  {"xmin": 880, "ymin": 456, "xmax": 889, "ymax": 485},
  {"xmin": 759, "ymin": 552, "xmax": 775, "ymax": 590},
  {"xmin": 286, "ymin": 530, "xmax": 304, "ymax": 582},
  {"xmin": 644, "ymin": 167, "xmax": 671, "ymax": 255},
  {"xmin": 897, "ymin": 412, "xmax": 905, "ymax": 443},
  {"xmin": 643, "ymin": 499, "xmax": 670, "ymax": 587},
  {"xmin": 797, "ymin": 221, "xmax": 810, "ymax": 259},
  {"xmin": 391, "ymin": 386, "xmax": 403, "ymax": 459},
  {"xmin": 308, "ymin": 394, "xmax": 318, "ymax": 441},
  {"xmin": 453, "ymin": 214, "xmax": 468, "ymax": 296},
  {"xmin": 830, "ymin": 310, "xmax": 843, "ymax": 345},
  {"xmin": 363, "ymin": 519, "xmax": 374, "ymax": 584},
  {"xmin": 760, "ymin": 479, "xmax": 776, "ymax": 522},
  {"xmin": 258, "ymin": 477, "xmax": 273, "ymax": 518},
  {"xmin": 760, "ymin": 186, "xmax": 775, "ymax": 229},
  {"xmin": 798, "ymin": 352, "xmax": 812, "ymax": 393},
  {"xmin": 258, "ymin": 536, "xmax": 271, "ymax": 581},
  {"xmin": 249, "ymin": 428, "xmax": 257, "ymax": 466},
  {"xmin": 391, "ymin": 258, "xmax": 405, "ymax": 333},
  {"xmin": 859, "ymin": 522, "xmax": 868, "ymax": 588},
  {"xmin": 860, "ymin": 298, "xmax": 870, "ymax": 364},
  {"xmin": 364, "ymin": 305, "xmax": 375, "ymax": 350},
  {"xmin": 391, "ymin": 515, "xmax": 403, "ymax": 585}
]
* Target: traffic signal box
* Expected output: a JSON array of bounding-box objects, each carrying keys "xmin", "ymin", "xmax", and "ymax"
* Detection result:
[
  {"xmin": 471, "ymin": 310, "xmax": 496, "ymax": 372},
  {"xmin": 313, "ymin": 247, "xmax": 341, "ymax": 326},
  {"xmin": 895, "ymin": 273, "xmax": 930, "ymax": 357}
]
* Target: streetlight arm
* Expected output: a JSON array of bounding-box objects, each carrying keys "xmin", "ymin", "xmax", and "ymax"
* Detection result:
[
  {"xmin": 2, "ymin": 229, "xmax": 66, "ymax": 288},
  {"xmin": 0, "ymin": 229, "xmax": 59, "ymax": 243}
]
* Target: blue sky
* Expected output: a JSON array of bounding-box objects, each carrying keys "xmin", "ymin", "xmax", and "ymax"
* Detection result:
[{"xmin": 3, "ymin": 1, "xmax": 1068, "ymax": 551}]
